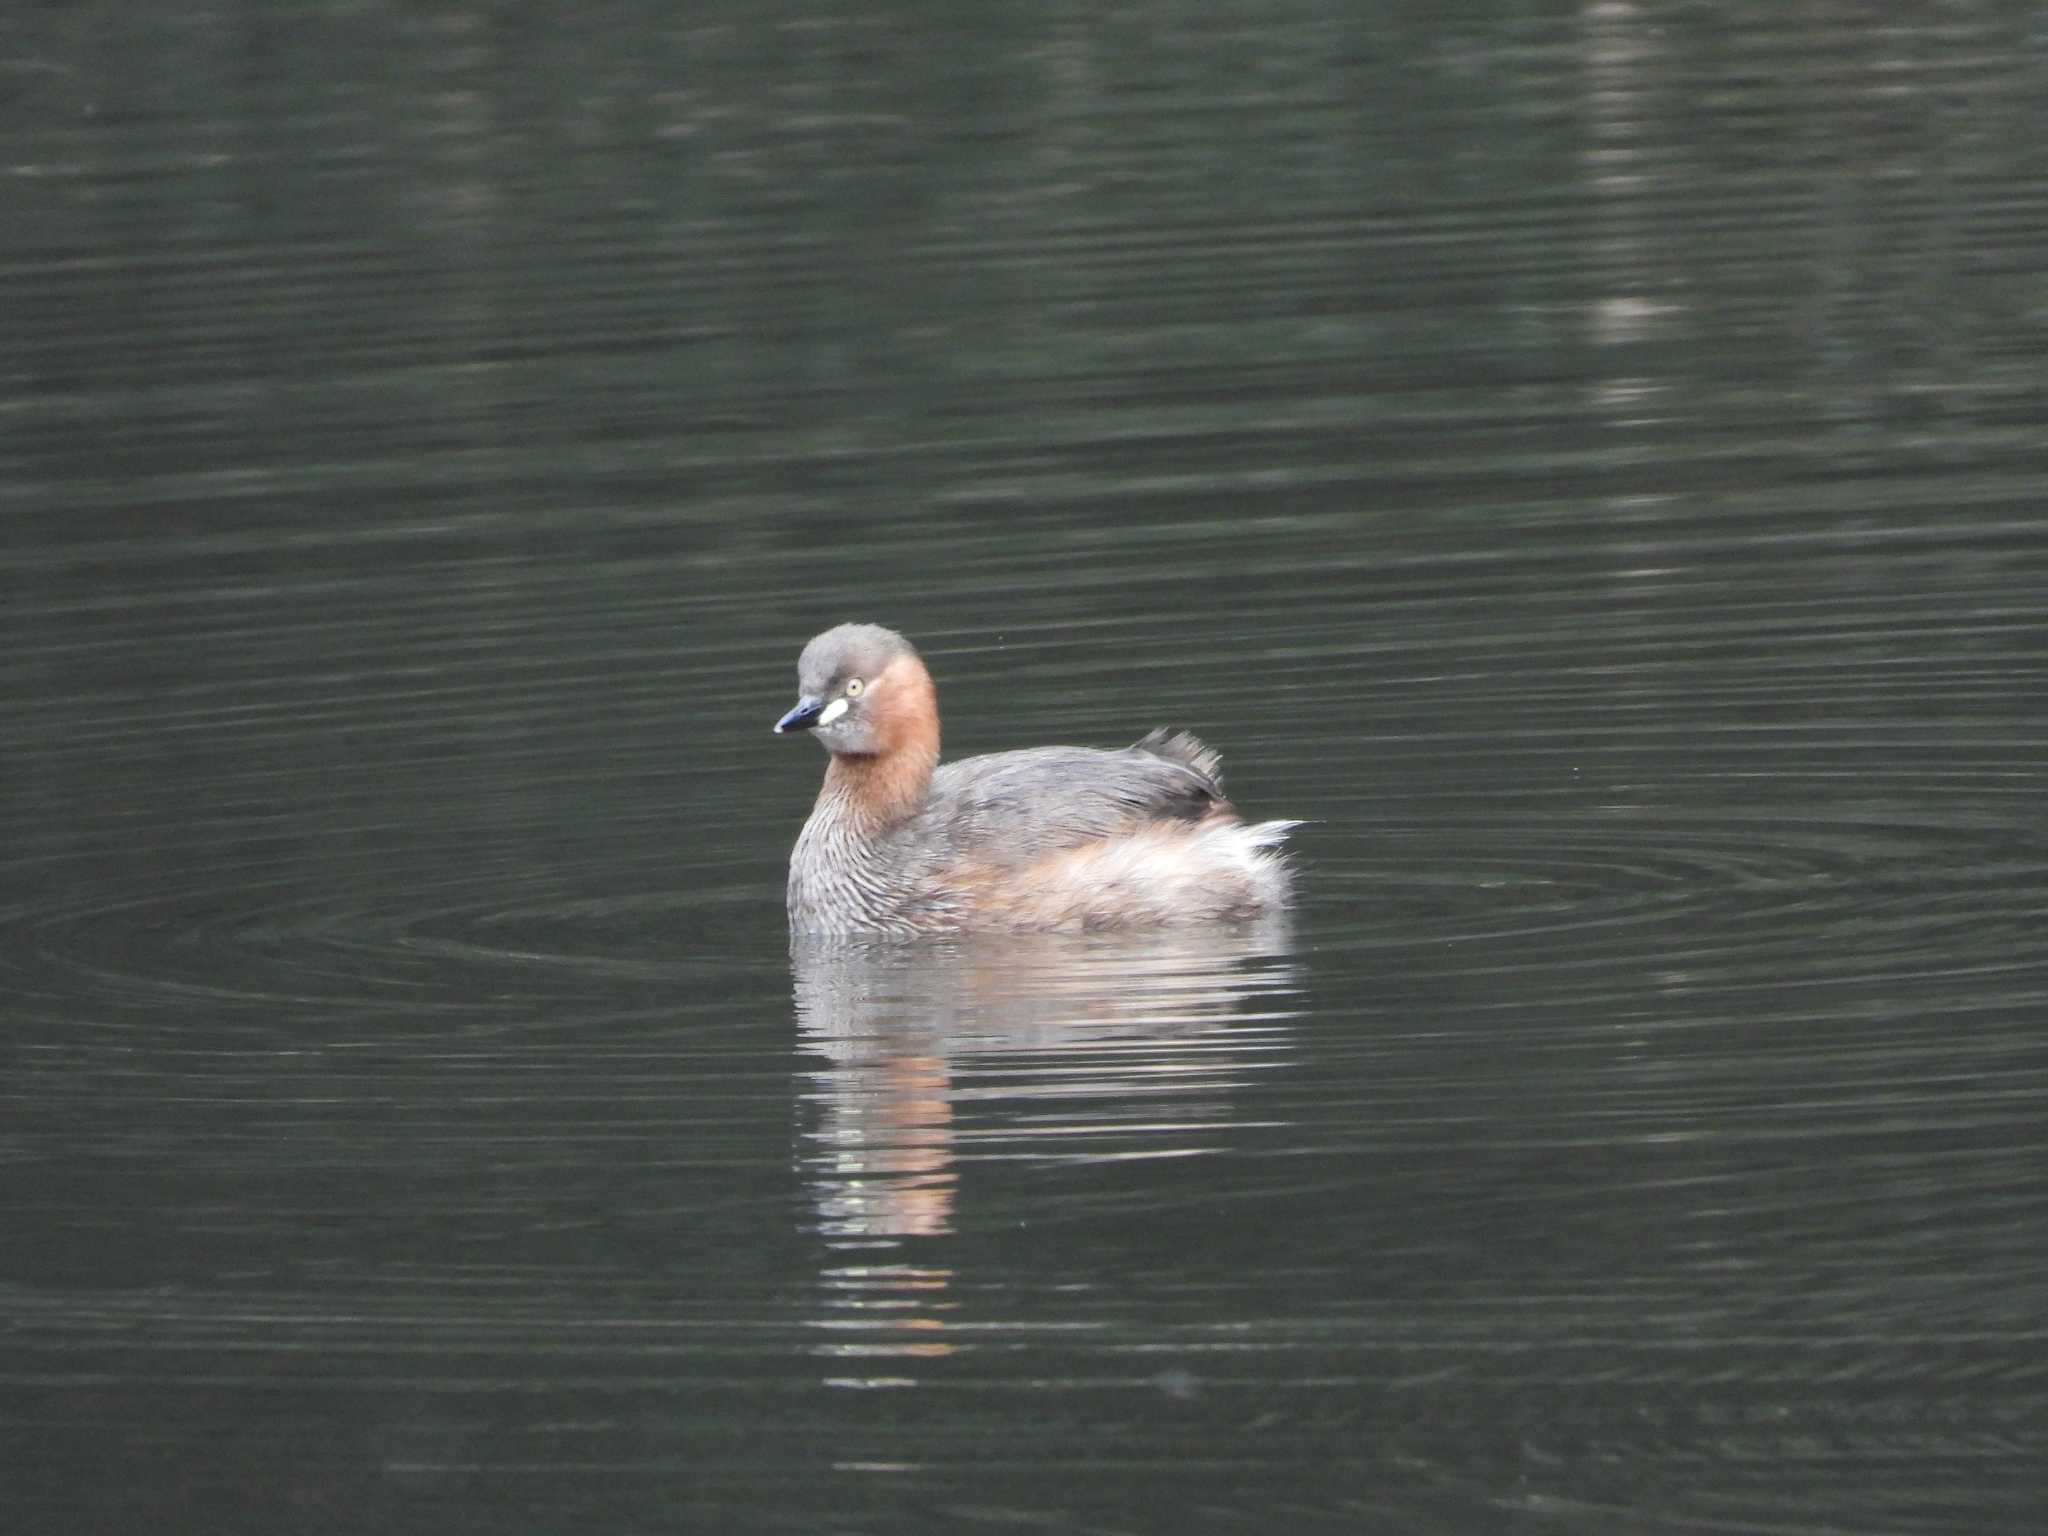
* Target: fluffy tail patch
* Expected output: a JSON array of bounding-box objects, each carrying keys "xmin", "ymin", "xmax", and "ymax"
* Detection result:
[{"xmin": 1133, "ymin": 727, "xmax": 1224, "ymax": 789}]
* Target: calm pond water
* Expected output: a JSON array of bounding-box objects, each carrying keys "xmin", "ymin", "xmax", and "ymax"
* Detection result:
[{"xmin": 6, "ymin": 4, "xmax": 2047, "ymax": 1532}]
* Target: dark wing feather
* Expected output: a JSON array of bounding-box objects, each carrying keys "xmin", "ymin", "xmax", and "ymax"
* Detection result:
[{"xmin": 920, "ymin": 734, "xmax": 1229, "ymax": 866}]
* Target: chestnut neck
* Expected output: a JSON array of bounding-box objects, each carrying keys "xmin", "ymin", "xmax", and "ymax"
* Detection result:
[
  {"xmin": 821, "ymin": 744, "xmax": 934, "ymax": 831},
  {"xmin": 818, "ymin": 652, "xmax": 940, "ymax": 831}
]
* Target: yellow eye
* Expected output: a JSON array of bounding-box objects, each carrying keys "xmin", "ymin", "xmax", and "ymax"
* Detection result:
[{"xmin": 844, "ymin": 677, "xmax": 865, "ymax": 697}]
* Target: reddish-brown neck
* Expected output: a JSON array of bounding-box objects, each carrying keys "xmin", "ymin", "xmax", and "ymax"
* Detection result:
[{"xmin": 818, "ymin": 651, "xmax": 940, "ymax": 830}]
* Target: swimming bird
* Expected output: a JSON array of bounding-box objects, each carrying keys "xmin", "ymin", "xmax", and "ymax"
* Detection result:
[{"xmin": 774, "ymin": 623, "xmax": 1296, "ymax": 936}]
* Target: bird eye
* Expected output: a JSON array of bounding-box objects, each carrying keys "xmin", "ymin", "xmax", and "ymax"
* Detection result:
[{"xmin": 844, "ymin": 677, "xmax": 865, "ymax": 697}]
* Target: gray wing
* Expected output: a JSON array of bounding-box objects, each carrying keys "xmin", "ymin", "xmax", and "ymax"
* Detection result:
[{"xmin": 919, "ymin": 730, "xmax": 1230, "ymax": 864}]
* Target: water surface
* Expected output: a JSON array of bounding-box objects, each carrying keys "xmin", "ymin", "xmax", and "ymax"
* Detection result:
[{"xmin": 5, "ymin": 3, "xmax": 2047, "ymax": 1532}]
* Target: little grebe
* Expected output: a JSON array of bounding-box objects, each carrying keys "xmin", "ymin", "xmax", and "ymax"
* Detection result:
[{"xmin": 774, "ymin": 624, "xmax": 1296, "ymax": 936}]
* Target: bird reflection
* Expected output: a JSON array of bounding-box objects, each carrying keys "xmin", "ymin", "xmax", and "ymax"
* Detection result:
[{"xmin": 791, "ymin": 921, "xmax": 1301, "ymax": 1380}]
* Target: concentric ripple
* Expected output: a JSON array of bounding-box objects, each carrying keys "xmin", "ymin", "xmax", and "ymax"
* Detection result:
[{"xmin": 1313, "ymin": 805, "xmax": 2048, "ymax": 990}]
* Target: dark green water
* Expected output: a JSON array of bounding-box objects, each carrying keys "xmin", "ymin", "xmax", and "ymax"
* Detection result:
[{"xmin": 5, "ymin": 5, "xmax": 2046, "ymax": 1532}]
